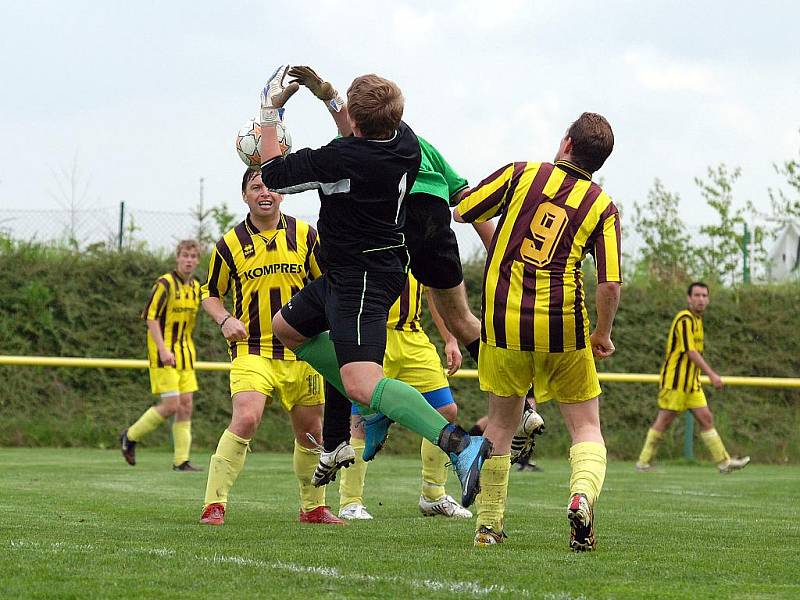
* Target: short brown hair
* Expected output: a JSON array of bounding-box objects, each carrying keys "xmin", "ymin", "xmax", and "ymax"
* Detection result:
[
  {"xmin": 347, "ymin": 74, "xmax": 404, "ymax": 139},
  {"xmin": 567, "ymin": 112, "xmax": 614, "ymax": 172},
  {"xmin": 241, "ymin": 167, "xmax": 260, "ymax": 192},
  {"xmin": 176, "ymin": 239, "xmax": 201, "ymax": 256}
]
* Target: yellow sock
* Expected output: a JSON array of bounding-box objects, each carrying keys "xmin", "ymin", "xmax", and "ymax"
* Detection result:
[
  {"xmin": 294, "ymin": 441, "xmax": 325, "ymax": 512},
  {"xmin": 638, "ymin": 428, "xmax": 663, "ymax": 465},
  {"xmin": 420, "ymin": 437, "xmax": 447, "ymax": 501},
  {"xmin": 203, "ymin": 429, "xmax": 249, "ymax": 507},
  {"xmin": 127, "ymin": 407, "xmax": 165, "ymax": 442},
  {"xmin": 339, "ymin": 438, "xmax": 367, "ymax": 510},
  {"xmin": 475, "ymin": 454, "xmax": 510, "ymax": 532},
  {"xmin": 172, "ymin": 420, "xmax": 191, "ymax": 465},
  {"xmin": 569, "ymin": 442, "xmax": 607, "ymax": 505},
  {"xmin": 700, "ymin": 428, "xmax": 730, "ymax": 465}
]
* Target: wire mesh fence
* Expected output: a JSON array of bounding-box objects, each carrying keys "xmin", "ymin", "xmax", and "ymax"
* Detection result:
[{"xmin": 0, "ymin": 204, "xmax": 319, "ymax": 252}]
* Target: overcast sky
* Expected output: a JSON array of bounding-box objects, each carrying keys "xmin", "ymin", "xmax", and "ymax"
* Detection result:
[{"xmin": 1, "ymin": 1, "xmax": 798, "ymax": 255}]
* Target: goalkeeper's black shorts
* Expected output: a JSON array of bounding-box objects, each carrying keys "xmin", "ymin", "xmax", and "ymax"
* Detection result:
[
  {"xmin": 404, "ymin": 193, "xmax": 464, "ymax": 290},
  {"xmin": 280, "ymin": 268, "xmax": 405, "ymax": 367}
]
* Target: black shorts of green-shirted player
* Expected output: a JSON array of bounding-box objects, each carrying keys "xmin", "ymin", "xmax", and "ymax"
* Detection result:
[
  {"xmin": 258, "ymin": 67, "xmax": 491, "ymax": 508},
  {"xmin": 287, "ymin": 65, "xmax": 490, "ymax": 366}
]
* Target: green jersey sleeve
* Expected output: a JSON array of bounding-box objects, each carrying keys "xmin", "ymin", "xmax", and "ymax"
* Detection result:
[{"xmin": 412, "ymin": 136, "xmax": 469, "ymax": 205}]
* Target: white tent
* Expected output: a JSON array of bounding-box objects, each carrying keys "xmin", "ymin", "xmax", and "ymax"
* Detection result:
[{"xmin": 768, "ymin": 221, "xmax": 800, "ymax": 280}]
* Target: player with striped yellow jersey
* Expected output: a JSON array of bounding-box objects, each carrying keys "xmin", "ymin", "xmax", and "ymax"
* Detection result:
[
  {"xmin": 455, "ymin": 113, "xmax": 620, "ymax": 551},
  {"xmin": 199, "ymin": 169, "xmax": 343, "ymax": 527},
  {"xmin": 660, "ymin": 309, "xmax": 704, "ymax": 392},
  {"xmin": 120, "ymin": 240, "xmax": 204, "ymax": 472},
  {"xmin": 637, "ymin": 282, "xmax": 750, "ymax": 474},
  {"xmin": 142, "ymin": 271, "xmax": 201, "ymax": 370},
  {"xmin": 456, "ymin": 160, "xmax": 621, "ymax": 352},
  {"xmin": 202, "ymin": 211, "xmax": 321, "ymax": 360}
]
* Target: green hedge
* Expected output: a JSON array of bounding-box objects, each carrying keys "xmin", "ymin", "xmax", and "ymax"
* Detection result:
[{"xmin": 1, "ymin": 244, "xmax": 798, "ymax": 462}]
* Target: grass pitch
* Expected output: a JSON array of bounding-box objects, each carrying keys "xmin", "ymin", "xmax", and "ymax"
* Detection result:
[{"xmin": 1, "ymin": 448, "xmax": 798, "ymax": 599}]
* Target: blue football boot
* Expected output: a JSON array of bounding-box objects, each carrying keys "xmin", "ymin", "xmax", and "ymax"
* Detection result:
[
  {"xmin": 450, "ymin": 435, "xmax": 493, "ymax": 508},
  {"xmin": 362, "ymin": 413, "xmax": 393, "ymax": 461}
]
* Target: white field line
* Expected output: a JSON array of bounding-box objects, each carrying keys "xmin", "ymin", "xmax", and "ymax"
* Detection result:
[
  {"xmin": 638, "ymin": 487, "xmax": 736, "ymax": 498},
  {"xmin": 8, "ymin": 540, "xmax": 525, "ymax": 597}
]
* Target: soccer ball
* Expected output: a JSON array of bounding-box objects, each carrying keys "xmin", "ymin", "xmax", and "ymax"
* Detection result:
[{"xmin": 235, "ymin": 118, "xmax": 292, "ymax": 168}]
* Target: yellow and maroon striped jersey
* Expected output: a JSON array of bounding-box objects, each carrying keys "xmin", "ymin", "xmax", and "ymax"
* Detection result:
[
  {"xmin": 659, "ymin": 309, "xmax": 704, "ymax": 392},
  {"xmin": 457, "ymin": 160, "xmax": 622, "ymax": 352},
  {"xmin": 201, "ymin": 213, "xmax": 321, "ymax": 360},
  {"xmin": 142, "ymin": 271, "xmax": 201, "ymax": 369},
  {"xmin": 386, "ymin": 272, "xmax": 424, "ymax": 332}
]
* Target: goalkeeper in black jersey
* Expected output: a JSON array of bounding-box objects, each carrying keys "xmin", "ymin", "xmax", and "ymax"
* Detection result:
[{"xmin": 258, "ymin": 66, "xmax": 490, "ymax": 509}]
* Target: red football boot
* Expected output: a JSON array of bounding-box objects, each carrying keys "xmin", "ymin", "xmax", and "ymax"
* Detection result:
[
  {"xmin": 200, "ymin": 503, "xmax": 225, "ymax": 526},
  {"xmin": 298, "ymin": 506, "xmax": 345, "ymax": 525}
]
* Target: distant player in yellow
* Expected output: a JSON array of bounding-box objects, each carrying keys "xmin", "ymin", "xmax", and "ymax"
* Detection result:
[
  {"xmin": 120, "ymin": 239, "xmax": 202, "ymax": 471},
  {"xmin": 336, "ymin": 273, "xmax": 473, "ymax": 520},
  {"xmin": 455, "ymin": 112, "xmax": 622, "ymax": 551},
  {"xmin": 636, "ymin": 282, "xmax": 750, "ymax": 474},
  {"xmin": 199, "ymin": 168, "xmax": 343, "ymax": 526}
]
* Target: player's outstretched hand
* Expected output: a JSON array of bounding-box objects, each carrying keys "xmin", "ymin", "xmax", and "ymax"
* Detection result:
[
  {"xmin": 589, "ymin": 330, "xmax": 615, "ymax": 359},
  {"xmin": 288, "ymin": 65, "xmax": 344, "ymax": 112},
  {"xmin": 444, "ymin": 338, "xmax": 462, "ymax": 376},
  {"xmin": 221, "ymin": 317, "xmax": 248, "ymax": 343},
  {"xmin": 260, "ymin": 65, "xmax": 298, "ymax": 125}
]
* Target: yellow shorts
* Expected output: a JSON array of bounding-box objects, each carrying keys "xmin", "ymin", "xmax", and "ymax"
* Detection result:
[
  {"xmin": 657, "ymin": 388, "xmax": 707, "ymax": 411},
  {"xmin": 478, "ymin": 342, "xmax": 601, "ymax": 403},
  {"xmin": 149, "ymin": 368, "xmax": 198, "ymax": 396},
  {"xmin": 230, "ymin": 355, "xmax": 323, "ymax": 412},
  {"xmin": 383, "ymin": 329, "xmax": 449, "ymax": 394}
]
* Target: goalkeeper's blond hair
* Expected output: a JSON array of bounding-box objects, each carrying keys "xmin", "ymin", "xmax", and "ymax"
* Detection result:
[{"xmin": 347, "ymin": 74, "xmax": 404, "ymax": 140}]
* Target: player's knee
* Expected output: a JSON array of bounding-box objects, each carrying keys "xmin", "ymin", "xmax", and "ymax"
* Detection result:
[
  {"xmin": 233, "ymin": 410, "xmax": 262, "ymax": 437},
  {"xmin": 342, "ymin": 380, "xmax": 370, "ymax": 405},
  {"xmin": 159, "ymin": 395, "xmax": 179, "ymax": 415},
  {"xmin": 437, "ymin": 403, "xmax": 458, "ymax": 423}
]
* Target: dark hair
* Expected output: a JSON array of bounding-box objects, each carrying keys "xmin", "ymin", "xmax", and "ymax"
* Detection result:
[
  {"xmin": 347, "ymin": 74, "xmax": 404, "ymax": 139},
  {"xmin": 687, "ymin": 281, "xmax": 709, "ymax": 296},
  {"xmin": 567, "ymin": 112, "xmax": 614, "ymax": 172},
  {"xmin": 241, "ymin": 167, "xmax": 261, "ymax": 193}
]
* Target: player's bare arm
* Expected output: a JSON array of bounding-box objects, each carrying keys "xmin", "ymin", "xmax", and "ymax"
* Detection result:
[
  {"xmin": 145, "ymin": 319, "xmax": 175, "ymax": 366},
  {"xmin": 260, "ymin": 65, "xmax": 297, "ymax": 163},
  {"xmin": 471, "ymin": 220, "xmax": 495, "ymax": 251},
  {"xmin": 688, "ymin": 350, "xmax": 724, "ymax": 389},
  {"xmin": 288, "ymin": 65, "xmax": 352, "ymax": 136},
  {"xmin": 201, "ymin": 296, "xmax": 247, "ymax": 342},
  {"xmin": 590, "ymin": 281, "xmax": 620, "ymax": 359},
  {"xmin": 426, "ymin": 289, "xmax": 462, "ymax": 375}
]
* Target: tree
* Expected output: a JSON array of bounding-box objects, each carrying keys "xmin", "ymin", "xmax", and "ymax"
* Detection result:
[
  {"xmin": 694, "ymin": 164, "xmax": 767, "ymax": 284},
  {"xmin": 767, "ymin": 129, "xmax": 800, "ymax": 229},
  {"xmin": 50, "ymin": 154, "xmax": 91, "ymax": 248},
  {"xmin": 632, "ymin": 179, "xmax": 697, "ymax": 284}
]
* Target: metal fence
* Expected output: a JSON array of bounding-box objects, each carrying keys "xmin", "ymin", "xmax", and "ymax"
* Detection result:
[{"xmin": 0, "ymin": 205, "xmax": 318, "ymax": 252}]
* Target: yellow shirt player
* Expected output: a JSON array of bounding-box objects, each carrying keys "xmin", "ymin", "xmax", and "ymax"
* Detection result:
[
  {"xmin": 120, "ymin": 239, "xmax": 203, "ymax": 472},
  {"xmin": 199, "ymin": 168, "xmax": 343, "ymax": 526},
  {"xmin": 636, "ymin": 282, "xmax": 751, "ymax": 474},
  {"xmin": 336, "ymin": 272, "xmax": 474, "ymax": 520},
  {"xmin": 455, "ymin": 112, "xmax": 621, "ymax": 551}
]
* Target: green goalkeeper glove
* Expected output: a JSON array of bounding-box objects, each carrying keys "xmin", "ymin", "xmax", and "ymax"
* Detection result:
[{"xmin": 288, "ymin": 65, "xmax": 345, "ymax": 113}]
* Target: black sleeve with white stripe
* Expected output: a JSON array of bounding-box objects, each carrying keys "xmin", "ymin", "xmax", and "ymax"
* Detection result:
[{"xmin": 261, "ymin": 145, "xmax": 347, "ymax": 195}]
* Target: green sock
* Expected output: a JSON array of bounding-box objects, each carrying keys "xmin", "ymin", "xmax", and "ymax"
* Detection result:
[
  {"xmin": 294, "ymin": 333, "xmax": 346, "ymax": 395},
  {"xmin": 295, "ymin": 333, "xmax": 375, "ymax": 416},
  {"xmin": 370, "ymin": 378, "xmax": 448, "ymax": 444}
]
